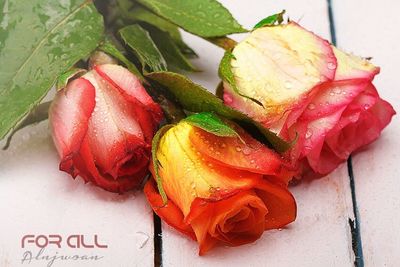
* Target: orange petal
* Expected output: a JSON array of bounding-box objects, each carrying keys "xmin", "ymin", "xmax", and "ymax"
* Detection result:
[
  {"xmin": 144, "ymin": 179, "xmax": 196, "ymax": 240},
  {"xmin": 189, "ymin": 124, "xmax": 284, "ymax": 176},
  {"xmin": 189, "ymin": 190, "xmax": 269, "ymax": 255},
  {"xmin": 156, "ymin": 122, "xmax": 263, "ymax": 217},
  {"xmin": 255, "ymin": 179, "xmax": 297, "ymax": 229}
]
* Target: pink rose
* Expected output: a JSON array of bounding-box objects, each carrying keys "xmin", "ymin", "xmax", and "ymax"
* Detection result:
[
  {"xmin": 221, "ymin": 22, "xmax": 395, "ymax": 178},
  {"xmin": 50, "ymin": 64, "xmax": 163, "ymax": 192}
]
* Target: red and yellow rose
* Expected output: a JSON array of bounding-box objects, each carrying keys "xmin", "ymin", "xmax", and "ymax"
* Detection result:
[{"xmin": 145, "ymin": 118, "xmax": 296, "ymax": 254}]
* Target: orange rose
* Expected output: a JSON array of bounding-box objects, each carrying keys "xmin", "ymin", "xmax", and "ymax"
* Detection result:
[{"xmin": 144, "ymin": 116, "xmax": 296, "ymax": 254}]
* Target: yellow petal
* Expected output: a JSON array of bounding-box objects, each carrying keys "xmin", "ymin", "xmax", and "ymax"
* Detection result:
[
  {"xmin": 333, "ymin": 46, "xmax": 379, "ymax": 80},
  {"xmin": 229, "ymin": 22, "xmax": 336, "ymax": 126},
  {"xmin": 157, "ymin": 122, "xmax": 262, "ymax": 217}
]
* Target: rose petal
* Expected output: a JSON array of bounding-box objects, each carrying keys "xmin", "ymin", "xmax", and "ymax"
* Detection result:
[
  {"xmin": 78, "ymin": 136, "xmax": 146, "ymax": 192},
  {"xmin": 226, "ymin": 22, "xmax": 336, "ymax": 126},
  {"xmin": 95, "ymin": 64, "xmax": 163, "ymax": 124},
  {"xmin": 82, "ymin": 71, "xmax": 151, "ymax": 177},
  {"xmin": 189, "ymin": 124, "xmax": 283, "ymax": 176},
  {"xmin": 155, "ymin": 122, "xmax": 263, "ymax": 217},
  {"xmin": 255, "ymin": 179, "xmax": 297, "ymax": 229},
  {"xmin": 144, "ymin": 180, "xmax": 196, "ymax": 239},
  {"xmin": 190, "ymin": 191, "xmax": 267, "ymax": 255},
  {"xmin": 333, "ymin": 46, "xmax": 379, "ymax": 81},
  {"xmin": 326, "ymin": 87, "xmax": 395, "ymax": 160},
  {"xmin": 49, "ymin": 77, "xmax": 96, "ymax": 177},
  {"xmin": 301, "ymin": 79, "xmax": 370, "ymax": 121}
]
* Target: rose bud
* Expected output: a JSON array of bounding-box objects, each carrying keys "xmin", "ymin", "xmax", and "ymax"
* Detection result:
[
  {"xmin": 144, "ymin": 115, "xmax": 296, "ymax": 255},
  {"xmin": 49, "ymin": 64, "xmax": 163, "ymax": 192},
  {"xmin": 221, "ymin": 22, "xmax": 395, "ymax": 178}
]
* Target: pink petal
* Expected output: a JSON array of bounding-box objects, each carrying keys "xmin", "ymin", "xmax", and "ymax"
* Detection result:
[
  {"xmin": 95, "ymin": 64, "xmax": 163, "ymax": 124},
  {"xmin": 83, "ymin": 71, "xmax": 151, "ymax": 179},
  {"xmin": 49, "ymin": 77, "xmax": 95, "ymax": 177},
  {"xmin": 300, "ymin": 79, "xmax": 370, "ymax": 121},
  {"xmin": 223, "ymin": 22, "xmax": 337, "ymax": 129}
]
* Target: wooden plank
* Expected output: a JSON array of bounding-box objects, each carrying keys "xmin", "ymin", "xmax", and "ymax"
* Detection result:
[
  {"xmin": 332, "ymin": 0, "xmax": 400, "ymax": 265},
  {"xmin": 0, "ymin": 122, "xmax": 154, "ymax": 267},
  {"xmin": 161, "ymin": 1, "xmax": 356, "ymax": 266}
]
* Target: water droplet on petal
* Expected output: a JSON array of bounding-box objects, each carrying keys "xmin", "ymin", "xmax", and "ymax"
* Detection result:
[
  {"xmin": 284, "ymin": 80, "xmax": 292, "ymax": 89},
  {"xmin": 242, "ymin": 147, "xmax": 251, "ymax": 155},
  {"xmin": 235, "ymin": 146, "xmax": 242, "ymax": 152},
  {"xmin": 333, "ymin": 87, "xmax": 342, "ymax": 94},
  {"xmin": 327, "ymin": 62, "xmax": 336, "ymax": 70},
  {"xmin": 308, "ymin": 103, "xmax": 316, "ymax": 110},
  {"xmin": 364, "ymin": 104, "xmax": 370, "ymax": 110}
]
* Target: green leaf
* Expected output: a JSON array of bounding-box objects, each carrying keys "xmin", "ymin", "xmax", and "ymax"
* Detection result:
[
  {"xmin": 119, "ymin": 24, "xmax": 167, "ymax": 72},
  {"xmin": 146, "ymin": 71, "xmax": 291, "ymax": 152},
  {"xmin": 2, "ymin": 101, "xmax": 51, "ymax": 150},
  {"xmin": 97, "ymin": 39, "xmax": 144, "ymax": 81},
  {"xmin": 184, "ymin": 112, "xmax": 238, "ymax": 137},
  {"xmin": 126, "ymin": 7, "xmax": 197, "ymax": 57},
  {"xmin": 253, "ymin": 10, "xmax": 285, "ymax": 29},
  {"xmin": 136, "ymin": 0, "xmax": 247, "ymax": 37},
  {"xmin": 219, "ymin": 51, "xmax": 264, "ymax": 107},
  {"xmin": 207, "ymin": 36, "xmax": 237, "ymax": 51},
  {"xmin": 0, "ymin": 0, "xmax": 104, "ymax": 139},
  {"xmin": 152, "ymin": 124, "xmax": 174, "ymax": 204},
  {"xmin": 56, "ymin": 68, "xmax": 86, "ymax": 91},
  {"xmin": 147, "ymin": 27, "xmax": 197, "ymax": 71}
]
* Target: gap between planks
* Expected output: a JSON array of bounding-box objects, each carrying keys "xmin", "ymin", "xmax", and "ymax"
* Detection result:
[{"xmin": 327, "ymin": 0, "xmax": 364, "ymax": 265}]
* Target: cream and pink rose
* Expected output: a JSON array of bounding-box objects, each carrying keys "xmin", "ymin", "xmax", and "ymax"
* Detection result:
[{"xmin": 222, "ymin": 22, "xmax": 395, "ymax": 178}]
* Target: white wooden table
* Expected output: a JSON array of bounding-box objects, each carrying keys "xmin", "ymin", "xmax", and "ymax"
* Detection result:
[{"xmin": 0, "ymin": 1, "xmax": 398, "ymax": 266}]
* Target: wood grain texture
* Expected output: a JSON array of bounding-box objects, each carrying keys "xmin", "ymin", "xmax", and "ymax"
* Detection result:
[
  {"xmin": 333, "ymin": 0, "xmax": 400, "ymax": 265},
  {"xmin": 161, "ymin": 1, "xmax": 356, "ymax": 266}
]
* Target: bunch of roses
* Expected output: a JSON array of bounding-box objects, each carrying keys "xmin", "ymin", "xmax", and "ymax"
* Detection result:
[{"xmin": 50, "ymin": 23, "xmax": 395, "ymax": 254}]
